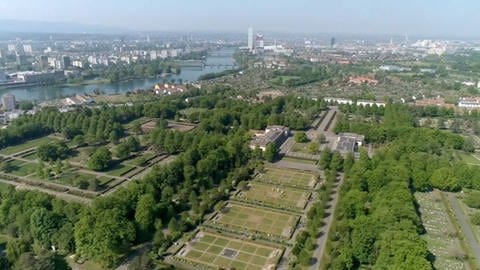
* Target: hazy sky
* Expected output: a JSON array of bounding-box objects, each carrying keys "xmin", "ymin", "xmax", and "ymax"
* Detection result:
[{"xmin": 0, "ymin": 0, "xmax": 478, "ymax": 36}]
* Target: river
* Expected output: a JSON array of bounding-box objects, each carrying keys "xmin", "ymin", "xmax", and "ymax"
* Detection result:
[{"xmin": 1, "ymin": 48, "xmax": 236, "ymax": 101}]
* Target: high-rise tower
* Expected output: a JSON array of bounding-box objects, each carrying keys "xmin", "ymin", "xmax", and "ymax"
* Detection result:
[{"xmin": 248, "ymin": 27, "xmax": 254, "ymax": 51}]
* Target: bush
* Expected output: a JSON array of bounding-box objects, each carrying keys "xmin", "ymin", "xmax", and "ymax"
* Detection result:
[
  {"xmin": 471, "ymin": 213, "xmax": 480, "ymax": 225},
  {"xmin": 294, "ymin": 132, "xmax": 309, "ymax": 143},
  {"xmin": 465, "ymin": 192, "xmax": 480, "ymax": 209}
]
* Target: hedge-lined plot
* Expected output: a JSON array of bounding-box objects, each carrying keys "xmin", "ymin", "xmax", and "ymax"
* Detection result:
[
  {"xmin": 256, "ymin": 166, "xmax": 317, "ymax": 189},
  {"xmin": 212, "ymin": 203, "xmax": 299, "ymax": 239},
  {"xmin": 236, "ymin": 181, "xmax": 310, "ymax": 211},
  {"xmin": 176, "ymin": 231, "xmax": 283, "ymax": 270},
  {"xmin": 416, "ymin": 192, "xmax": 467, "ymax": 270},
  {"xmin": 0, "ymin": 137, "xmax": 59, "ymax": 155}
]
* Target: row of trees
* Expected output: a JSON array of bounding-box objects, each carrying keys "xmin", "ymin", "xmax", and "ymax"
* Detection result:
[
  {"xmin": 291, "ymin": 151, "xmax": 351, "ymax": 268},
  {"xmin": 325, "ymin": 104, "xmax": 478, "ymax": 269}
]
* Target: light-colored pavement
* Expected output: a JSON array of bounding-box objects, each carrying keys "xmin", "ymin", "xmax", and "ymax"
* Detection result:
[
  {"xmin": 445, "ymin": 192, "xmax": 480, "ymax": 264},
  {"xmin": 309, "ymin": 173, "xmax": 344, "ymax": 270}
]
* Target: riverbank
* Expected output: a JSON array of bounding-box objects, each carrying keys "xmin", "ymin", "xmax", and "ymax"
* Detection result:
[
  {"xmin": 62, "ymin": 78, "xmax": 111, "ymax": 87},
  {"xmin": 0, "ymin": 48, "xmax": 236, "ymax": 101}
]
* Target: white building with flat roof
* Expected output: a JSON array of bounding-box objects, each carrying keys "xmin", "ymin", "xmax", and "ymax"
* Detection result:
[{"xmin": 2, "ymin": 94, "xmax": 16, "ymax": 111}]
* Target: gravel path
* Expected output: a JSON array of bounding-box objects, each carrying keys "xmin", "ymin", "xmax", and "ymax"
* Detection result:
[
  {"xmin": 309, "ymin": 173, "xmax": 344, "ymax": 270},
  {"xmin": 445, "ymin": 192, "xmax": 480, "ymax": 265}
]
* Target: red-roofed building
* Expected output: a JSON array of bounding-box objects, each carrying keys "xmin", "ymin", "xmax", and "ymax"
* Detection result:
[{"xmin": 348, "ymin": 76, "xmax": 378, "ymax": 86}]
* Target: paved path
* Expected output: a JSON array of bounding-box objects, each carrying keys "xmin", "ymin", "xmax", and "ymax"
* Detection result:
[
  {"xmin": 309, "ymin": 173, "xmax": 344, "ymax": 270},
  {"xmin": 445, "ymin": 192, "xmax": 480, "ymax": 264},
  {"xmin": 115, "ymin": 242, "xmax": 152, "ymax": 270}
]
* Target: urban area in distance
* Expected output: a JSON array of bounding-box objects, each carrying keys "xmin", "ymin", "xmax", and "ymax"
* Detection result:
[{"xmin": 0, "ymin": 1, "xmax": 479, "ymax": 270}]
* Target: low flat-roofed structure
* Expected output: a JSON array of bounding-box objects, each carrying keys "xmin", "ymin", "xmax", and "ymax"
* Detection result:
[
  {"xmin": 335, "ymin": 133, "xmax": 364, "ymax": 153},
  {"xmin": 250, "ymin": 125, "xmax": 290, "ymax": 151}
]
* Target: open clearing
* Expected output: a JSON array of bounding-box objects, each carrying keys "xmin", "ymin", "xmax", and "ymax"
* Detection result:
[
  {"xmin": 0, "ymin": 137, "xmax": 59, "ymax": 155},
  {"xmin": 456, "ymin": 151, "xmax": 480, "ymax": 166},
  {"xmin": 141, "ymin": 120, "xmax": 197, "ymax": 133},
  {"xmin": 5, "ymin": 160, "xmax": 37, "ymax": 176},
  {"xmin": 256, "ymin": 166, "xmax": 317, "ymax": 189},
  {"xmin": 175, "ymin": 231, "xmax": 282, "ymax": 270},
  {"xmin": 235, "ymin": 181, "xmax": 310, "ymax": 211},
  {"xmin": 212, "ymin": 203, "xmax": 298, "ymax": 239},
  {"xmin": 416, "ymin": 191, "xmax": 467, "ymax": 270},
  {"xmin": 0, "ymin": 136, "xmax": 166, "ymax": 202}
]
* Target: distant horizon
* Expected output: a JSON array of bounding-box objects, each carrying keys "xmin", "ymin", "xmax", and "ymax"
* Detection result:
[
  {"xmin": 0, "ymin": 0, "xmax": 479, "ymax": 38},
  {"xmin": 0, "ymin": 19, "xmax": 479, "ymax": 41}
]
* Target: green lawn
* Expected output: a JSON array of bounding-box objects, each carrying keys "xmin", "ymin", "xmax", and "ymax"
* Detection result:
[
  {"xmin": 256, "ymin": 166, "xmax": 317, "ymax": 189},
  {"xmin": 67, "ymin": 146, "xmax": 97, "ymax": 164},
  {"xmin": 177, "ymin": 231, "xmax": 282, "ymax": 270},
  {"xmin": 123, "ymin": 117, "xmax": 150, "ymax": 129},
  {"xmin": 236, "ymin": 182, "xmax": 310, "ymax": 210},
  {"xmin": 97, "ymin": 176, "xmax": 114, "ymax": 186},
  {"xmin": 0, "ymin": 137, "xmax": 59, "ymax": 155},
  {"xmin": 21, "ymin": 152, "xmax": 38, "ymax": 160},
  {"xmin": 5, "ymin": 160, "xmax": 38, "ymax": 176},
  {"xmin": 456, "ymin": 152, "xmax": 480, "ymax": 165},
  {"xmin": 214, "ymin": 203, "xmax": 299, "ymax": 238},
  {"xmin": 281, "ymin": 156, "xmax": 317, "ymax": 165},
  {"xmin": 124, "ymin": 153, "xmax": 155, "ymax": 166},
  {"xmin": 105, "ymin": 163, "xmax": 134, "ymax": 177},
  {"xmin": 291, "ymin": 142, "xmax": 316, "ymax": 154},
  {"xmin": 53, "ymin": 170, "xmax": 97, "ymax": 187}
]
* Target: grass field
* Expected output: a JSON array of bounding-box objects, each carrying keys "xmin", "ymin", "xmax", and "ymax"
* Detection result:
[
  {"xmin": 21, "ymin": 152, "xmax": 38, "ymax": 160},
  {"xmin": 213, "ymin": 203, "xmax": 298, "ymax": 238},
  {"xmin": 256, "ymin": 166, "xmax": 317, "ymax": 189},
  {"xmin": 5, "ymin": 160, "xmax": 37, "ymax": 176},
  {"xmin": 281, "ymin": 156, "xmax": 317, "ymax": 165},
  {"xmin": 0, "ymin": 137, "xmax": 59, "ymax": 155},
  {"xmin": 68, "ymin": 146, "xmax": 97, "ymax": 164},
  {"xmin": 105, "ymin": 163, "xmax": 134, "ymax": 177},
  {"xmin": 177, "ymin": 231, "xmax": 282, "ymax": 270},
  {"xmin": 236, "ymin": 182, "xmax": 310, "ymax": 210},
  {"xmin": 123, "ymin": 117, "xmax": 150, "ymax": 129},
  {"xmin": 53, "ymin": 170, "xmax": 97, "ymax": 185},
  {"xmin": 456, "ymin": 152, "xmax": 480, "ymax": 166},
  {"xmin": 124, "ymin": 153, "xmax": 155, "ymax": 166},
  {"xmin": 291, "ymin": 142, "xmax": 316, "ymax": 154},
  {"xmin": 415, "ymin": 192, "xmax": 467, "ymax": 270}
]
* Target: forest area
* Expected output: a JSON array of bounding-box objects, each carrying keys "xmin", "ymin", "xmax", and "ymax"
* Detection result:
[
  {"xmin": 324, "ymin": 103, "xmax": 478, "ymax": 269},
  {"xmin": 0, "ymin": 87, "xmax": 327, "ymax": 269}
]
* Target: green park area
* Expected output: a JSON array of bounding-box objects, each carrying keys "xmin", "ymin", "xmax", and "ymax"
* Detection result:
[
  {"xmin": 3, "ymin": 159, "xmax": 37, "ymax": 176},
  {"xmin": 212, "ymin": 203, "xmax": 299, "ymax": 239},
  {"xmin": 256, "ymin": 166, "xmax": 317, "ymax": 189},
  {"xmin": 456, "ymin": 151, "xmax": 480, "ymax": 166},
  {"xmin": 0, "ymin": 135, "xmax": 159, "ymax": 192},
  {"xmin": 235, "ymin": 181, "xmax": 310, "ymax": 211},
  {"xmin": 175, "ymin": 231, "xmax": 282, "ymax": 270},
  {"xmin": 0, "ymin": 136, "xmax": 59, "ymax": 155}
]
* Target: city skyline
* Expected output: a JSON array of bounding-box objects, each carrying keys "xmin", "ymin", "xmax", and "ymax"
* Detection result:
[{"xmin": 0, "ymin": 0, "xmax": 479, "ymax": 37}]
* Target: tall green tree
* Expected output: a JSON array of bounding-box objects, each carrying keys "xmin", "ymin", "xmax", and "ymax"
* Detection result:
[
  {"xmin": 264, "ymin": 143, "xmax": 279, "ymax": 162},
  {"xmin": 87, "ymin": 147, "xmax": 112, "ymax": 171}
]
